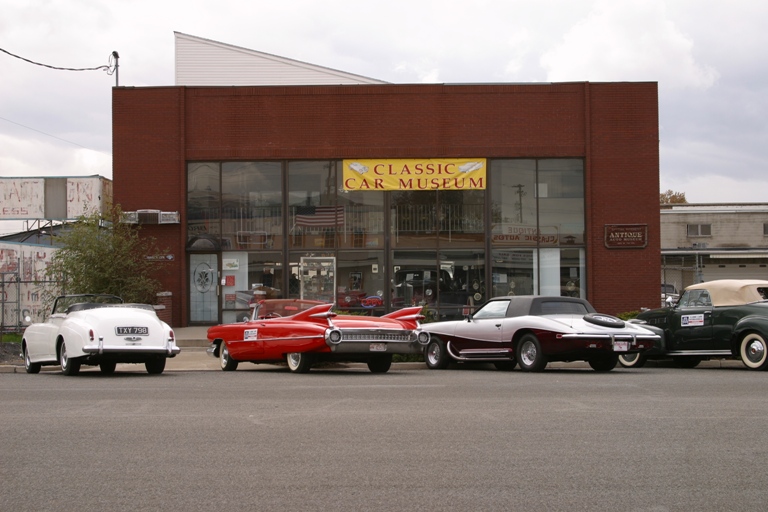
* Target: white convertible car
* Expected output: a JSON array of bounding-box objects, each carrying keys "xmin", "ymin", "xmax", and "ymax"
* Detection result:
[{"xmin": 22, "ymin": 294, "xmax": 180, "ymax": 375}]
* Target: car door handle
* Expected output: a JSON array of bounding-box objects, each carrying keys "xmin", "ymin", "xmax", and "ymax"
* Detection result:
[{"xmin": 495, "ymin": 324, "xmax": 501, "ymax": 329}]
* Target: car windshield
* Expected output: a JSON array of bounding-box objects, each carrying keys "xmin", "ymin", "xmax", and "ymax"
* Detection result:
[
  {"xmin": 252, "ymin": 299, "xmax": 324, "ymax": 319},
  {"xmin": 53, "ymin": 295, "xmax": 123, "ymax": 315}
]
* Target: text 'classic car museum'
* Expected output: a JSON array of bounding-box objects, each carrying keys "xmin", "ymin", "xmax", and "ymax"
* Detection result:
[{"xmin": 111, "ymin": 35, "xmax": 661, "ymax": 327}]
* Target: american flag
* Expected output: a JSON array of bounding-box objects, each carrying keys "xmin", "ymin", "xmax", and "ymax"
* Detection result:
[{"xmin": 294, "ymin": 205, "xmax": 345, "ymax": 227}]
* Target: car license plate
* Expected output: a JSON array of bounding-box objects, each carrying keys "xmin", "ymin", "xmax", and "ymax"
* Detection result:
[
  {"xmin": 370, "ymin": 343, "xmax": 386, "ymax": 352},
  {"xmin": 613, "ymin": 341, "xmax": 629, "ymax": 352},
  {"xmin": 116, "ymin": 326, "xmax": 149, "ymax": 336}
]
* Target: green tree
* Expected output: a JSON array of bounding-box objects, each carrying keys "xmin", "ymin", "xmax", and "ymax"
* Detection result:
[
  {"xmin": 660, "ymin": 189, "xmax": 687, "ymax": 204},
  {"xmin": 44, "ymin": 206, "xmax": 167, "ymax": 304}
]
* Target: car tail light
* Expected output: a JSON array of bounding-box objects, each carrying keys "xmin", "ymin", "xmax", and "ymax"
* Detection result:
[
  {"xmin": 89, "ymin": 329, "xmax": 94, "ymax": 341},
  {"xmin": 169, "ymin": 330, "xmax": 175, "ymax": 342}
]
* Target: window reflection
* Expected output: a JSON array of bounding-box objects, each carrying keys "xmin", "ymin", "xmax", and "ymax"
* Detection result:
[
  {"xmin": 336, "ymin": 172, "xmax": 385, "ymax": 250},
  {"xmin": 222, "ymin": 162, "xmax": 282, "ymax": 251},
  {"xmin": 188, "ymin": 163, "xmax": 221, "ymax": 243},
  {"xmin": 288, "ymin": 161, "xmax": 340, "ymax": 249}
]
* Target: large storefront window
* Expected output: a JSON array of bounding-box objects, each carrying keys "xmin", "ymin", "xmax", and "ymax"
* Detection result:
[
  {"xmin": 390, "ymin": 190, "xmax": 485, "ymax": 248},
  {"xmin": 220, "ymin": 251, "xmax": 283, "ymax": 324},
  {"xmin": 288, "ymin": 161, "xmax": 340, "ymax": 250},
  {"xmin": 538, "ymin": 159, "xmax": 585, "ymax": 246},
  {"xmin": 491, "ymin": 248, "xmax": 585, "ymax": 298},
  {"xmin": 490, "ymin": 159, "xmax": 585, "ymax": 297},
  {"xmin": 336, "ymin": 251, "xmax": 387, "ymax": 315},
  {"xmin": 222, "ymin": 162, "xmax": 282, "ymax": 251},
  {"xmin": 186, "ymin": 157, "xmax": 587, "ymax": 323},
  {"xmin": 391, "ymin": 250, "xmax": 482, "ymax": 320},
  {"xmin": 287, "ymin": 251, "xmax": 336, "ymax": 302},
  {"xmin": 338, "ymin": 181, "xmax": 385, "ymax": 251},
  {"xmin": 188, "ymin": 163, "xmax": 221, "ymax": 246}
]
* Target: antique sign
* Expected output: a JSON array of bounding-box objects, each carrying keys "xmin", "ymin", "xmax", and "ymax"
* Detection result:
[{"xmin": 604, "ymin": 224, "xmax": 648, "ymax": 249}]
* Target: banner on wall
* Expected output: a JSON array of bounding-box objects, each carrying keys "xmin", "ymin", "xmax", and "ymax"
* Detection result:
[{"xmin": 342, "ymin": 159, "xmax": 486, "ymax": 191}]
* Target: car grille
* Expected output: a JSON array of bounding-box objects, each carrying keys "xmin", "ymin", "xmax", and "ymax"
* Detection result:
[{"xmin": 340, "ymin": 329, "xmax": 415, "ymax": 342}]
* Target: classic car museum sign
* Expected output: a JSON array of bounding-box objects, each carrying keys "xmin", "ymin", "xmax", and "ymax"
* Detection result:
[
  {"xmin": 342, "ymin": 158, "xmax": 487, "ymax": 191},
  {"xmin": 604, "ymin": 224, "xmax": 648, "ymax": 249}
]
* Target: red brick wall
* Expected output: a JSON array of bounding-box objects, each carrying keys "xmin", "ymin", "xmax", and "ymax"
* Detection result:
[
  {"xmin": 585, "ymin": 83, "xmax": 660, "ymax": 314},
  {"xmin": 113, "ymin": 82, "xmax": 659, "ymax": 324}
]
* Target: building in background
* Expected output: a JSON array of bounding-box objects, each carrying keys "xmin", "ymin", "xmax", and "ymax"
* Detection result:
[
  {"xmin": 660, "ymin": 203, "xmax": 768, "ymax": 294},
  {"xmin": 0, "ymin": 176, "xmax": 112, "ymax": 330}
]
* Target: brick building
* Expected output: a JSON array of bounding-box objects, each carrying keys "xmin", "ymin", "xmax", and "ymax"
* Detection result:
[
  {"xmin": 106, "ymin": 33, "xmax": 659, "ymax": 326},
  {"xmin": 112, "ymin": 79, "xmax": 660, "ymax": 326}
]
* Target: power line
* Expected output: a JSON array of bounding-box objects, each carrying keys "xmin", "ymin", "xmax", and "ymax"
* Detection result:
[
  {"xmin": 0, "ymin": 47, "xmax": 114, "ymax": 73},
  {"xmin": 0, "ymin": 115, "xmax": 111, "ymax": 154}
]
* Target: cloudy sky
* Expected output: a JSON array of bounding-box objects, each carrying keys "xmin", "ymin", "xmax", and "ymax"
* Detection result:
[{"xmin": 1, "ymin": 0, "xmax": 766, "ymax": 225}]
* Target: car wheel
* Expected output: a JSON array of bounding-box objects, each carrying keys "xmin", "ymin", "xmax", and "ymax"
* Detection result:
[
  {"xmin": 516, "ymin": 334, "xmax": 547, "ymax": 372},
  {"xmin": 589, "ymin": 356, "xmax": 618, "ymax": 372},
  {"xmin": 145, "ymin": 357, "xmax": 166, "ymax": 374},
  {"xmin": 367, "ymin": 355, "xmax": 392, "ymax": 373},
  {"xmin": 99, "ymin": 362, "xmax": 117, "ymax": 374},
  {"xmin": 672, "ymin": 356, "xmax": 702, "ymax": 369},
  {"xmin": 583, "ymin": 313, "xmax": 625, "ymax": 328},
  {"xmin": 618, "ymin": 352, "xmax": 647, "ymax": 368},
  {"xmin": 493, "ymin": 360, "xmax": 517, "ymax": 371},
  {"xmin": 425, "ymin": 338, "xmax": 450, "ymax": 369},
  {"xmin": 219, "ymin": 343, "xmax": 239, "ymax": 371},
  {"xmin": 59, "ymin": 341, "xmax": 81, "ymax": 376},
  {"xmin": 23, "ymin": 345, "xmax": 41, "ymax": 374},
  {"xmin": 286, "ymin": 352, "xmax": 312, "ymax": 373},
  {"xmin": 740, "ymin": 332, "xmax": 768, "ymax": 370}
]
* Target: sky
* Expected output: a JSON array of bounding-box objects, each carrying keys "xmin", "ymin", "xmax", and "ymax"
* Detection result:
[{"xmin": 1, "ymin": 0, "xmax": 767, "ymax": 234}]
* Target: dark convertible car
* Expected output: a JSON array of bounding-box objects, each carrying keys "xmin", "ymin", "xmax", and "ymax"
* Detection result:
[{"xmin": 621, "ymin": 279, "xmax": 768, "ymax": 370}]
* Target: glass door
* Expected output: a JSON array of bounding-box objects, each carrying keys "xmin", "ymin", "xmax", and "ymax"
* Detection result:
[
  {"xmin": 300, "ymin": 256, "xmax": 336, "ymax": 304},
  {"xmin": 190, "ymin": 253, "xmax": 219, "ymax": 324}
]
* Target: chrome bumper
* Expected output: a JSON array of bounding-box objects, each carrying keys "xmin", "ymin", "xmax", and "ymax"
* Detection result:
[{"xmin": 82, "ymin": 342, "xmax": 181, "ymax": 356}]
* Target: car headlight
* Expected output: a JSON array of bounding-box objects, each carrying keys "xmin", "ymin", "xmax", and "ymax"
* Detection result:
[
  {"xmin": 417, "ymin": 331, "xmax": 430, "ymax": 345},
  {"xmin": 326, "ymin": 329, "xmax": 343, "ymax": 344}
]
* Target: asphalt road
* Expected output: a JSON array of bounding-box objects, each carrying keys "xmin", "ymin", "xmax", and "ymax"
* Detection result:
[{"xmin": 2, "ymin": 364, "xmax": 768, "ymax": 511}]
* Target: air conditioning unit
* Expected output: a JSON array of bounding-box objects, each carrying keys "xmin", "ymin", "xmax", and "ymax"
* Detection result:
[
  {"xmin": 137, "ymin": 209, "xmax": 161, "ymax": 224},
  {"xmin": 159, "ymin": 211, "xmax": 180, "ymax": 224},
  {"xmin": 122, "ymin": 211, "xmax": 139, "ymax": 224}
]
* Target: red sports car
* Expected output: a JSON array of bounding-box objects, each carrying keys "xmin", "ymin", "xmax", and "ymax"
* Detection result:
[{"xmin": 206, "ymin": 299, "xmax": 430, "ymax": 373}]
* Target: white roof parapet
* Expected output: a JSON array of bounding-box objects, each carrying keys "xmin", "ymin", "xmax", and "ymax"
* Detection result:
[{"xmin": 174, "ymin": 32, "xmax": 387, "ymax": 87}]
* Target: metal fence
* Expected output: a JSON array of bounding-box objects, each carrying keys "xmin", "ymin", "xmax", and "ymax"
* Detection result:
[
  {"xmin": 0, "ymin": 272, "xmax": 20, "ymax": 333},
  {"xmin": 660, "ymin": 254, "xmax": 700, "ymax": 306}
]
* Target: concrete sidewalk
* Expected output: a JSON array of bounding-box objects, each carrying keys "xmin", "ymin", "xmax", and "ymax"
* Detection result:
[{"xmin": 174, "ymin": 326, "xmax": 211, "ymax": 348}]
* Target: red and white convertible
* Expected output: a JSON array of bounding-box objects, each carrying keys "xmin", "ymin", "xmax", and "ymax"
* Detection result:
[
  {"xmin": 207, "ymin": 299, "xmax": 430, "ymax": 373},
  {"xmin": 422, "ymin": 295, "xmax": 660, "ymax": 372}
]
